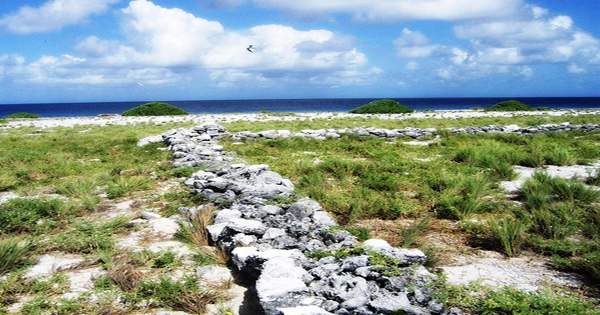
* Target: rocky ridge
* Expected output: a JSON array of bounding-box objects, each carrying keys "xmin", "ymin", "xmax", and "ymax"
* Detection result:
[
  {"xmin": 163, "ymin": 124, "xmax": 457, "ymax": 315},
  {"xmin": 231, "ymin": 123, "xmax": 600, "ymax": 141}
]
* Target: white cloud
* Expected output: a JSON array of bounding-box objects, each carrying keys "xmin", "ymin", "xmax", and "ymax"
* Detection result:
[
  {"xmin": 394, "ymin": 28, "xmax": 441, "ymax": 58},
  {"xmin": 4, "ymin": 0, "xmax": 378, "ymax": 87},
  {"xmin": 0, "ymin": 0, "xmax": 119, "ymax": 34},
  {"xmin": 567, "ymin": 63, "xmax": 586, "ymax": 74},
  {"xmin": 217, "ymin": 0, "xmax": 523, "ymax": 21}
]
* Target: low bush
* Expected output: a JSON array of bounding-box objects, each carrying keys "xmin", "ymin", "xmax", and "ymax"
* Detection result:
[
  {"xmin": 490, "ymin": 217, "xmax": 528, "ymax": 257},
  {"xmin": 350, "ymin": 99, "xmax": 414, "ymax": 114},
  {"xmin": 5, "ymin": 112, "xmax": 40, "ymax": 119},
  {"xmin": 0, "ymin": 238, "xmax": 32, "ymax": 274},
  {"xmin": 485, "ymin": 100, "xmax": 532, "ymax": 111},
  {"xmin": 122, "ymin": 102, "xmax": 188, "ymax": 116},
  {"xmin": 433, "ymin": 174, "xmax": 495, "ymax": 220},
  {"xmin": 0, "ymin": 198, "xmax": 65, "ymax": 234}
]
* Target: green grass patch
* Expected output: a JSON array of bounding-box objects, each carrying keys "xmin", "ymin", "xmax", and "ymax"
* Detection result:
[
  {"xmin": 0, "ymin": 198, "xmax": 66, "ymax": 234},
  {"xmin": 437, "ymin": 283, "xmax": 599, "ymax": 315},
  {"xmin": 0, "ymin": 238, "xmax": 32, "ymax": 275},
  {"xmin": 49, "ymin": 216, "xmax": 129, "ymax": 254},
  {"xmin": 122, "ymin": 102, "xmax": 188, "ymax": 116}
]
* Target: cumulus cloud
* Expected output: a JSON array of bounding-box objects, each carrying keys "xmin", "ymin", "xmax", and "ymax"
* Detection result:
[
  {"xmin": 4, "ymin": 0, "xmax": 378, "ymax": 87},
  {"xmin": 214, "ymin": 0, "xmax": 523, "ymax": 21},
  {"xmin": 394, "ymin": 28, "xmax": 442, "ymax": 58},
  {"xmin": 397, "ymin": 3, "xmax": 600, "ymax": 81},
  {"xmin": 0, "ymin": 0, "xmax": 119, "ymax": 34}
]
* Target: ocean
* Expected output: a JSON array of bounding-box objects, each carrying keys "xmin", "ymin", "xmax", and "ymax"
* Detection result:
[{"xmin": 1, "ymin": 97, "xmax": 600, "ymax": 118}]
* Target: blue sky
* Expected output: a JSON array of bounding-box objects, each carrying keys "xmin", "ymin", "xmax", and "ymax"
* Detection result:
[{"xmin": 0, "ymin": 0, "xmax": 599, "ymax": 103}]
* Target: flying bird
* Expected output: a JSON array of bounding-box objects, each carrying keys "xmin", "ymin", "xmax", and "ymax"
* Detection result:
[{"xmin": 246, "ymin": 45, "xmax": 256, "ymax": 53}]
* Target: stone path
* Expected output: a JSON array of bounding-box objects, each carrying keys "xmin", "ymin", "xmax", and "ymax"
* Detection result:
[{"xmin": 164, "ymin": 124, "xmax": 454, "ymax": 315}]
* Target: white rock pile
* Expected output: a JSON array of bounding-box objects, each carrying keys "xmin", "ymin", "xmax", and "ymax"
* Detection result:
[
  {"xmin": 163, "ymin": 124, "xmax": 461, "ymax": 315},
  {"xmin": 231, "ymin": 123, "xmax": 600, "ymax": 141}
]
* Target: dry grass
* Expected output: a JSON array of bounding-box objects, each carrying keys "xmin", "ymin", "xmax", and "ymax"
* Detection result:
[
  {"xmin": 108, "ymin": 259, "xmax": 143, "ymax": 292},
  {"xmin": 169, "ymin": 288, "xmax": 229, "ymax": 314},
  {"xmin": 177, "ymin": 205, "xmax": 216, "ymax": 248}
]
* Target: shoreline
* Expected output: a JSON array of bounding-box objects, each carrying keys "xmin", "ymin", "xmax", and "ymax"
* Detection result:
[{"xmin": 3, "ymin": 109, "xmax": 600, "ymax": 129}]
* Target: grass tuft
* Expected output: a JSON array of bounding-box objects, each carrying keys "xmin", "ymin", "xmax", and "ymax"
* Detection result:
[{"xmin": 0, "ymin": 238, "xmax": 32, "ymax": 274}]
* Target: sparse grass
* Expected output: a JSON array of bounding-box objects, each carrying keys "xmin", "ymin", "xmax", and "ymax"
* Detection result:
[
  {"xmin": 435, "ymin": 282, "xmax": 600, "ymax": 315},
  {"xmin": 400, "ymin": 216, "xmax": 431, "ymax": 248},
  {"xmin": 49, "ymin": 216, "xmax": 129, "ymax": 254},
  {"xmin": 0, "ymin": 198, "xmax": 66, "ymax": 234},
  {"xmin": 0, "ymin": 238, "xmax": 32, "ymax": 274},
  {"xmin": 136, "ymin": 277, "xmax": 228, "ymax": 314},
  {"xmin": 490, "ymin": 217, "xmax": 528, "ymax": 257}
]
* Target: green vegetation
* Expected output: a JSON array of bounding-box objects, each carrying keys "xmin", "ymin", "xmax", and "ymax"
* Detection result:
[
  {"xmin": 350, "ymin": 99, "xmax": 414, "ymax": 114},
  {"xmin": 49, "ymin": 216, "xmax": 129, "ymax": 254},
  {"xmin": 490, "ymin": 217, "xmax": 528, "ymax": 257},
  {"xmin": 485, "ymin": 100, "xmax": 533, "ymax": 111},
  {"xmin": 0, "ymin": 198, "xmax": 66, "ymax": 234},
  {"xmin": 122, "ymin": 102, "xmax": 188, "ymax": 116},
  {"xmin": 0, "ymin": 238, "xmax": 32, "ymax": 274},
  {"xmin": 437, "ymin": 283, "xmax": 600, "ymax": 315},
  {"xmin": 5, "ymin": 112, "xmax": 41, "ymax": 119}
]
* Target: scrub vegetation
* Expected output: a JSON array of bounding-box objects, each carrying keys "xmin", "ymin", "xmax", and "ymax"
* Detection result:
[
  {"xmin": 4, "ymin": 112, "xmax": 41, "ymax": 119},
  {"xmin": 485, "ymin": 100, "xmax": 533, "ymax": 111},
  {"xmin": 122, "ymin": 102, "xmax": 189, "ymax": 116},
  {"xmin": 225, "ymin": 127, "xmax": 600, "ymax": 309},
  {"xmin": 0, "ymin": 122, "xmax": 238, "ymax": 314},
  {"xmin": 350, "ymin": 99, "xmax": 414, "ymax": 114}
]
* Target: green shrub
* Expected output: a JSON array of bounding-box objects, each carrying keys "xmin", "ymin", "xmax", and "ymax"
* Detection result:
[
  {"xmin": 480, "ymin": 287, "xmax": 599, "ymax": 314},
  {"xmin": 152, "ymin": 251, "xmax": 177, "ymax": 268},
  {"xmin": 0, "ymin": 198, "xmax": 65, "ymax": 233},
  {"xmin": 490, "ymin": 217, "xmax": 528, "ymax": 257},
  {"xmin": 0, "ymin": 238, "xmax": 32, "ymax": 274},
  {"xmin": 485, "ymin": 100, "xmax": 532, "ymax": 111},
  {"xmin": 346, "ymin": 227, "xmax": 370, "ymax": 241},
  {"xmin": 434, "ymin": 174, "xmax": 494, "ymax": 220},
  {"xmin": 350, "ymin": 99, "xmax": 414, "ymax": 114},
  {"xmin": 529, "ymin": 204, "xmax": 580, "ymax": 240},
  {"xmin": 553, "ymin": 246, "xmax": 600, "ymax": 282},
  {"xmin": 122, "ymin": 102, "xmax": 188, "ymax": 116},
  {"xmin": 5, "ymin": 112, "xmax": 40, "ymax": 119},
  {"xmin": 137, "ymin": 277, "xmax": 226, "ymax": 314}
]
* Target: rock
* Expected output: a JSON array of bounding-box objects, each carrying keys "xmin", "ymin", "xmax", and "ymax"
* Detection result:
[
  {"xmin": 263, "ymin": 228, "xmax": 287, "ymax": 240},
  {"xmin": 312, "ymin": 211, "xmax": 337, "ymax": 227},
  {"xmin": 0, "ymin": 191, "xmax": 18, "ymax": 205},
  {"xmin": 338, "ymin": 277, "xmax": 370, "ymax": 310},
  {"xmin": 341, "ymin": 256, "xmax": 369, "ymax": 272},
  {"xmin": 141, "ymin": 211, "xmax": 162, "ymax": 220},
  {"xmin": 25, "ymin": 254, "xmax": 85, "ymax": 280},
  {"xmin": 233, "ymin": 233, "xmax": 258, "ymax": 246},
  {"xmin": 214, "ymin": 209, "xmax": 242, "ymax": 224},
  {"xmin": 256, "ymin": 256, "xmax": 310, "ymax": 312},
  {"xmin": 148, "ymin": 217, "xmax": 180, "ymax": 237},
  {"xmin": 63, "ymin": 267, "xmax": 105, "ymax": 299},
  {"xmin": 288, "ymin": 198, "xmax": 321, "ymax": 219},
  {"xmin": 369, "ymin": 292, "xmax": 412, "ymax": 314},
  {"xmin": 227, "ymin": 218, "xmax": 267, "ymax": 235},
  {"xmin": 277, "ymin": 305, "xmax": 334, "ymax": 315},
  {"xmin": 196, "ymin": 265, "xmax": 234, "ymax": 286},
  {"xmin": 260, "ymin": 205, "xmax": 283, "ymax": 215},
  {"xmin": 147, "ymin": 241, "xmax": 194, "ymax": 258},
  {"xmin": 137, "ymin": 135, "xmax": 163, "ymax": 147},
  {"xmin": 362, "ymin": 239, "xmax": 392, "ymax": 252},
  {"xmin": 207, "ymin": 223, "xmax": 228, "ymax": 241}
]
